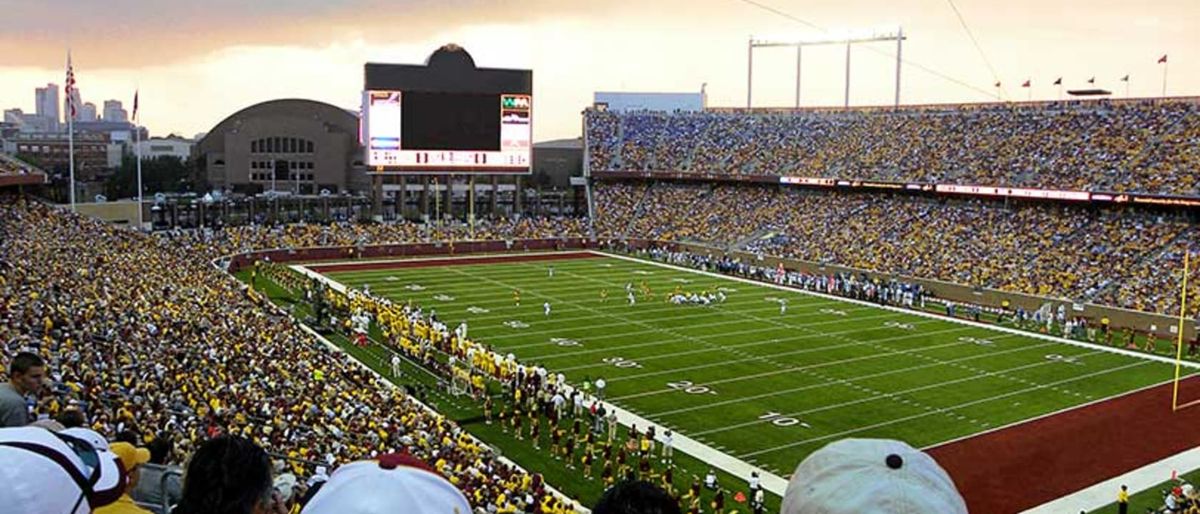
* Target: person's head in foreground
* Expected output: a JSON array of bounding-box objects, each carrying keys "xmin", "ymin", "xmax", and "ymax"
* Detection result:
[
  {"xmin": 782, "ymin": 438, "xmax": 968, "ymax": 514},
  {"xmin": 173, "ymin": 435, "xmax": 279, "ymax": 514},
  {"xmin": 0, "ymin": 425, "xmax": 126, "ymax": 514},
  {"xmin": 300, "ymin": 452, "xmax": 472, "ymax": 514},
  {"xmin": 593, "ymin": 480, "xmax": 682, "ymax": 514}
]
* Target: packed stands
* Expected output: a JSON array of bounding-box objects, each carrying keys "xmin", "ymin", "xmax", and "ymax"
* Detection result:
[
  {"xmin": 0, "ymin": 199, "xmax": 587, "ymax": 513},
  {"xmin": 593, "ymin": 181, "xmax": 1195, "ymax": 315},
  {"xmin": 171, "ymin": 215, "xmax": 589, "ymax": 261},
  {"xmin": 0, "ymin": 154, "xmax": 47, "ymax": 186},
  {"xmin": 585, "ymin": 99, "xmax": 1200, "ymax": 196}
]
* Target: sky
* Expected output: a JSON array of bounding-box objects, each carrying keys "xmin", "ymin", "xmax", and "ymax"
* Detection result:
[{"xmin": 0, "ymin": 0, "xmax": 1196, "ymax": 140}]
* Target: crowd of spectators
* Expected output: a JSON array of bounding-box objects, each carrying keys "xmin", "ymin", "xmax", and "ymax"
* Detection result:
[
  {"xmin": 0, "ymin": 153, "xmax": 43, "ymax": 177},
  {"xmin": 0, "ymin": 199, "xmax": 584, "ymax": 513},
  {"xmin": 593, "ymin": 181, "xmax": 1194, "ymax": 315},
  {"xmin": 165, "ymin": 215, "xmax": 589, "ymax": 263},
  {"xmin": 1099, "ymin": 242, "xmax": 1200, "ymax": 319},
  {"xmin": 585, "ymin": 99, "xmax": 1200, "ymax": 196}
]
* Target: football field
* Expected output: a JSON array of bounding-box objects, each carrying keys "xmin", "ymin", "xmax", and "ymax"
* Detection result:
[{"xmin": 317, "ymin": 252, "xmax": 1189, "ymax": 476}]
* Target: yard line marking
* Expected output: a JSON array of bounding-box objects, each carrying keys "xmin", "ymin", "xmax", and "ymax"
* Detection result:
[
  {"xmin": 604, "ymin": 258, "xmax": 1099, "ymax": 400},
  {"xmin": 737, "ymin": 359, "xmax": 1150, "ymax": 458},
  {"xmin": 440, "ymin": 264, "xmax": 931, "ymax": 394},
  {"xmin": 578, "ymin": 324, "xmax": 966, "ymax": 377},
  {"xmin": 629, "ymin": 335, "xmax": 1043, "ymax": 410},
  {"xmin": 487, "ymin": 306, "xmax": 878, "ymax": 345},
  {"xmin": 689, "ymin": 346, "xmax": 1106, "ymax": 437},
  {"xmin": 592, "ymin": 251, "xmax": 1200, "ymax": 370},
  {"xmin": 524, "ymin": 312, "xmax": 905, "ymax": 361}
]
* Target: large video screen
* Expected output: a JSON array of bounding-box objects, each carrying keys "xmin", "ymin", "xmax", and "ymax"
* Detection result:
[
  {"xmin": 364, "ymin": 90, "xmax": 531, "ymax": 172},
  {"xmin": 402, "ymin": 92, "xmax": 500, "ymax": 151}
]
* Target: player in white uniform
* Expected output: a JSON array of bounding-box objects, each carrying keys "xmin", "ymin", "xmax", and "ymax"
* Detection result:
[
  {"xmin": 390, "ymin": 354, "xmax": 401, "ymax": 377},
  {"xmin": 780, "ymin": 300, "xmax": 787, "ymax": 315},
  {"xmin": 628, "ymin": 291, "xmax": 636, "ymax": 305},
  {"xmin": 544, "ymin": 302, "xmax": 551, "ymax": 316},
  {"xmin": 548, "ymin": 266, "xmax": 554, "ymax": 278}
]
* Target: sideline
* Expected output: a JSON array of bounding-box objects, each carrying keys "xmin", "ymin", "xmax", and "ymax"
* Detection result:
[
  {"xmin": 1020, "ymin": 446, "xmax": 1200, "ymax": 514},
  {"xmin": 294, "ymin": 262, "xmax": 793, "ymax": 496}
]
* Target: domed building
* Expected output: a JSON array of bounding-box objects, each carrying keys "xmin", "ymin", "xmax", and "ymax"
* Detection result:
[{"xmin": 195, "ymin": 99, "xmax": 365, "ymax": 195}]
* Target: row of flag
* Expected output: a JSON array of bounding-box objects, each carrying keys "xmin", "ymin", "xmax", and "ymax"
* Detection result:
[{"xmin": 995, "ymin": 55, "xmax": 1168, "ymax": 89}]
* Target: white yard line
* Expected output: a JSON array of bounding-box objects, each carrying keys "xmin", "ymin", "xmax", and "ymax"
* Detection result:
[
  {"xmin": 592, "ymin": 325, "xmax": 966, "ymax": 379},
  {"xmin": 648, "ymin": 336, "xmax": 1041, "ymax": 417},
  {"xmin": 594, "ymin": 252, "xmax": 1200, "ymax": 370},
  {"xmin": 739, "ymin": 359, "xmax": 1151, "ymax": 459},
  {"xmin": 692, "ymin": 348, "xmax": 1108, "ymax": 438},
  {"xmin": 482, "ymin": 304, "xmax": 856, "ymax": 343},
  {"xmin": 538, "ymin": 313, "xmax": 922, "ymax": 366}
]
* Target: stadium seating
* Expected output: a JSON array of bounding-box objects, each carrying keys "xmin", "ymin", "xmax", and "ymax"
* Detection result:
[
  {"xmin": 0, "ymin": 154, "xmax": 44, "ymax": 177},
  {"xmin": 0, "ymin": 200, "xmax": 586, "ymax": 513},
  {"xmin": 586, "ymin": 100, "xmax": 1200, "ymax": 196},
  {"xmin": 593, "ymin": 181, "xmax": 1195, "ymax": 315}
]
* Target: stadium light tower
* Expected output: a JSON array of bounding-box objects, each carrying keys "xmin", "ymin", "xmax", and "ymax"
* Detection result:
[{"xmin": 747, "ymin": 27, "xmax": 905, "ymax": 109}]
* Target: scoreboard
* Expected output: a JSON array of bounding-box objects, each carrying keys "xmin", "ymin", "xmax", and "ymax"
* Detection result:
[
  {"xmin": 362, "ymin": 46, "xmax": 533, "ymax": 174},
  {"xmin": 363, "ymin": 91, "xmax": 531, "ymax": 170}
]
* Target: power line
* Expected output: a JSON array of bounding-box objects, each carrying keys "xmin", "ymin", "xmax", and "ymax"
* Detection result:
[
  {"xmin": 943, "ymin": 0, "xmax": 1006, "ymax": 100},
  {"xmin": 732, "ymin": 0, "xmax": 1000, "ymax": 101},
  {"xmin": 734, "ymin": 0, "xmax": 823, "ymax": 31}
]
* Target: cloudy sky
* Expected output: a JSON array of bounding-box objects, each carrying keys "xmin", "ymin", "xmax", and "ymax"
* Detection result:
[{"xmin": 1, "ymin": 0, "xmax": 1195, "ymax": 140}]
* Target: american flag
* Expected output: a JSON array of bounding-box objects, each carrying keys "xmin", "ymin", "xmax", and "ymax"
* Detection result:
[{"xmin": 65, "ymin": 52, "xmax": 76, "ymax": 118}]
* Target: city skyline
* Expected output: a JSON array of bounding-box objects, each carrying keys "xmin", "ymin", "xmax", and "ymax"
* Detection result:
[{"xmin": 0, "ymin": 0, "xmax": 1196, "ymax": 140}]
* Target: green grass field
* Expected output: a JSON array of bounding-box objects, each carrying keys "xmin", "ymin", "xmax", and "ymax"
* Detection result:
[{"xmin": 319, "ymin": 252, "xmax": 1191, "ymax": 479}]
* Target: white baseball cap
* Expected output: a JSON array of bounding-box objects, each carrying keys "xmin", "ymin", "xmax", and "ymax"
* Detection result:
[
  {"xmin": 781, "ymin": 438, "xmax": 967, "ymax": 514},
  {"xmin": 301, "ymin": 453, "xmax": 471, "ymax": 514},
  {"xmin": 0, "ymin": 426, "xmax": 126, "ymax": 514},
  {"xmin": 61, "ymin": 427, "xmax": 110, "ymax": 452}
]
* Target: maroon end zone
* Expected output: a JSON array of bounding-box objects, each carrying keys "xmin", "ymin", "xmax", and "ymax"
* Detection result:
[
  {"xmin": 928, "ymin": 375, "xmax": 1200, "ymax": 513},
  {"xmin": 306, "ymin": 251, "xmax": 599, "ymax": 274}
]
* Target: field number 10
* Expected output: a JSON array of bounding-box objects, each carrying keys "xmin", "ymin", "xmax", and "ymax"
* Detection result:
[{"xmin": 760, "ymin": 411, "xmax": 808, "ymax": 428}]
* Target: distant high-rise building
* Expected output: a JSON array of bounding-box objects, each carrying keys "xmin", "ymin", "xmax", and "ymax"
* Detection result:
[
  {"xmin": 102, "ymin": 100, "xmax": 127, "ymax": 122},
  {"xmin": 34, "ymin": 83, "xmax": 60, "ymax": 130},
  {"xmin": 79, "ymin": 102, "xmax": 98, "ymax": 122},
  {"xmin": 3, "ymin": 108, "xmax": 22, "ymax": 124}
]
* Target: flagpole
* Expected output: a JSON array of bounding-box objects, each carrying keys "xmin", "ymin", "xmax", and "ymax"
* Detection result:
[
  {"xmin": 134, "ymin": 89, "xmax": 144, "ymax": 230},
  {"xmin": 1162, "ymin": 60, "xmax": 1169, "ymax": 97},
  {"xmin": 67, "ymin": 51, "xmax": 75, "ymax": 212}
]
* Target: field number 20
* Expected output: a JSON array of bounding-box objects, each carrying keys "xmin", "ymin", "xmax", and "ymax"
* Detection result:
[
  {"xmin": 603, "ymin": 357, "xmax": 643, "ymax": 369},
  {"xmin": 759, "ymin": 411, "xmax": 809, "ymax": 428},
  {"xmin": 666, "ymin": 380, "xmax": 717, "ymax": 395}
]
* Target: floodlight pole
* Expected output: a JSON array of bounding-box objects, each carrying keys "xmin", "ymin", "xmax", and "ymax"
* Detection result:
[
  {"xmin": 795, "ymin": 47, "xmax": 802, "ymax": 108},
  {"xmin": 748, "ymin": 28, "xmax": 905, "ymax": 109},
  {"xmin": 747, "ymin": 37, "xmax": 754, "ymax": 108},
  {"xmin": 894, "ymin": 26, "xmax": 903, "ymax": 107},
  {"xmin": 844, "ymin": 42, "xmax": 852, "ymax": 108}
]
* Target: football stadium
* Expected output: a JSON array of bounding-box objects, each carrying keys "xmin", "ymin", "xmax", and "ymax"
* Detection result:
[{"xmin": 2, "ymin": 2, "xmax": 1200, "ymax": 514}]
